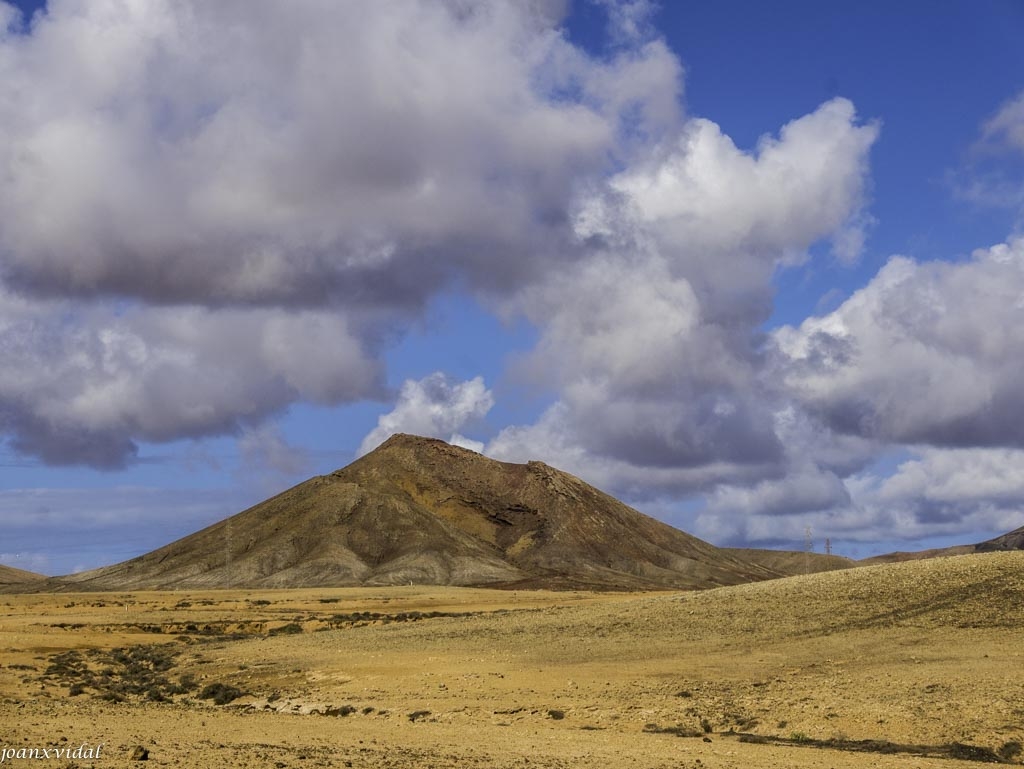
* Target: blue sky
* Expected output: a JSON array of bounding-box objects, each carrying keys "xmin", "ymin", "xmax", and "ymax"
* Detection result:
[{"xmin": 1, "ymin": 0, "xmax": 1023, "ymax": 575}]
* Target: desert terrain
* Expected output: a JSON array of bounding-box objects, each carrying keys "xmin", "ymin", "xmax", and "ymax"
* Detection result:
[{"xmin": 3, "ymin": 551, "xmax": 1022, "ymax": 768}]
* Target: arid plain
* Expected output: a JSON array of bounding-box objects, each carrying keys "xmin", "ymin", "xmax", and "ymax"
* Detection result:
[{"xmin": 3, "ymin": 551, "xmax": 1023, "ymax": 768}]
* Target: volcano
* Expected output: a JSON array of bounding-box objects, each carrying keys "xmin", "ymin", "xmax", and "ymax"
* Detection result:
[{"xmin": 45, "ymin": 434, "xmax": 787, "ymax": 591}]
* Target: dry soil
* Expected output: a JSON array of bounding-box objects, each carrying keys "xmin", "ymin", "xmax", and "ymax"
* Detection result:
[{"xmin": 2, "ymin": 552, "xmax": 1023, "ymax": 768}]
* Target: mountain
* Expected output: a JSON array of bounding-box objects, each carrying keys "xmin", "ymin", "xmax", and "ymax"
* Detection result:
[
  {"xmin": 862, "ymin": 524, "xmax": 1024, "ymax": 565},
  {"xmin": 41, "ymin": 434, "xmax": 784, "ymax": 592},
  {"xmin": 0, "ymin": 564, "xmax": 46, "ymax": 586}
]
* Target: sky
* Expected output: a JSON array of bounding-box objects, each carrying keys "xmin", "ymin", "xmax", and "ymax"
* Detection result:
[{"xmin": 1, "ymin": 0, "xmax": 1023, "ymax": 576}]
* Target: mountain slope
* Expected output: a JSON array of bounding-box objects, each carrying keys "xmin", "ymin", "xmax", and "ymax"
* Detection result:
[
  {"xmin": 45, "ymin": 434, "xmax": 782, "ymax": 591},
  {"xmin": 0, "ymin": 564, "xmax": 46, "ymax": 586},
  {"xmin": 722, "ymin": 548, "xmax": 855, "ymax": 576},
  {"xmin": 975, "ymin": 524, "xmax": 1024, "ymax": 552}
]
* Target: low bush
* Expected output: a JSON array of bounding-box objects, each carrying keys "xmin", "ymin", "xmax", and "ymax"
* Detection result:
[
  {"xmin": 268, "ymin": 622, "xmax": 303, "ymax": 636},
  {"xmin": 198, "ymin": 682, "xmax": 244, "ymax": 705}
]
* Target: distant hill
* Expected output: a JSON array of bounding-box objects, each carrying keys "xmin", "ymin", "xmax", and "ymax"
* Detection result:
[
  {"xmin": 0, "ymin": 564, "xmax": 46, "ymax": 586},
  {"xmin": 862, "ymin": 524, "xmax": 1024, "ymax": 565},
  {"xmin": 723, "ymin": 548, "xmax": 856, "ymax": 576},
  {"xmin": 31, "ymin": 434, "xmax": 788, "ymax": 592},
  {"xmin": 975, "ymin": 524, "xmax": 1024, "ymax": 552}
]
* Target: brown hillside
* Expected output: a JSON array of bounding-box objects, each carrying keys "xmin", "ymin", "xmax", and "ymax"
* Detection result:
[
  {"xmin": 722, "ymin": 547, "xmax": 855, "ymax": 575},
  {"xmin": 975, "ymin": 523, "xmax": 1024, "ymax": 551},
  {"xmin": 0, "ymin": 564, "xmax": 46, "ymax": 586},
  {"xmin": 36, "ymin": 434, "xmax": 783, "ymax": 592}
]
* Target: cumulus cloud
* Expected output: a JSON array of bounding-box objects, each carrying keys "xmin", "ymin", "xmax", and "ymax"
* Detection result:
[
  {"xmin": 487, "ymin": 401, "xmax": 776, "ymax": 501},
  {"xmin": 694, "ymin": 443, "xmax": 1024, "ymax": 551},
  {"xmin": 358, "ymin": 373, "xmax": 494, "ymax": 456},
  {"xmin": 3, "ymin": 0, "xmax": 1013, "ymax": 556},
  {"xmin": 706, "ymin": 465, "xmax": 851, "ymax": 521},
  {"xmin": 772, "ymin": 237, "xmax": 1024, "ymax": 448},
  {"xmin": 704, "ymin": 233, "xmax": 1024, "ymax": 546},
  {"xmin": 606, "ymin": 98, "xmax": 878, "ymax": 265},
  {"xmin": 490, "ymin": 98, "xmax": 878, "ymax": 498},
  {"xmin": 0, "ymin": 290, "xmax": 381, "ymax": 467},
  {"xmin": 874, "ymin": 448, "xmax": 1024, "ymax": 505},
  {"xmin": 0, "ymin": 0, "xmax": 682, "ymax": 467},
  {"xmin": 844, "ymin": 448, "xmax": 1024, "ymax": 545},
  {"xmin": 0, "ymin": 0, "xmax": 679, "ymax": 306},
  {"xmin": 0, "ymin": 2, "xmax": 18, "ymax": 32}
]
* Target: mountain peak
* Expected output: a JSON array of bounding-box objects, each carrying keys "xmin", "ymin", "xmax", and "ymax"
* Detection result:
[
  {"xmin": 377, "ymin": 433, "xmax": 449, "ymax": 449},
  {"xmin": 370, "ymin": 433, "xmax": 485, "ymax": 458}
]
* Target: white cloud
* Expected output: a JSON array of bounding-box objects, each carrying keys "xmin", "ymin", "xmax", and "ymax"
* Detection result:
[
  {"xmin": 0, "ymin": 0, "xmax": 675, "ymax": 306},
  {"xmin": 491, "ymin": 98, "xmax": 878, "ymax": 497},
  {"xmin": 844, "ymin": 448, "xmax": 1024, "ymax": 545},
  {"xmin": 359, "ymin": 373, "xmax": 494, "ymax": 456},
  {"xmin": 705, "ymin": 464, "xmax": 851, "ymax": 520},
  {"xmin": 0, "ymin": 290, "xmax": 381, "ymax": 467},
  {"xmin": 979, "ymin": 90, "xmax": 1024, "ymax": 156},
  {"xmin": 0, "ymin": 0, "xmax": 685, "ymax": 468},
  {"xmin": 595, "ymin": 0, "xmax": 657, "ymax": 46},
  {"xmin": 692, "ymin": 444, "xmax": 1024, "ymax": 550},
  {"xmin": 608, "ymin": 98, "xmax": 878, "ymax": 263},
  {"xmin": 874, "ymin": 448, "xmax": 1024, "ymax": 506},
  {"xmin": 449, "ymin": 433, "xmax": 486, "ymax": 454},
  {"xmin": 0, "ymin": 3, "xmax": 19, "ymax": 33},
  {"xmin": 487, "ymin": 401, "xmax": 780, "ymax": 501},
  {"xmin": 707, "ymin": 234, "xmax": 1024, "ymax": 548},
  {"xmin": 772, "ymin": 237, "xmax": 1024, "ymax": 448}
]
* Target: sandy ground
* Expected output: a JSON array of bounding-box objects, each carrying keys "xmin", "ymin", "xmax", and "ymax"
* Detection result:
[{"xmin": 2, "ymin": 552, "xmax": 1023, "ymax": 768}]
